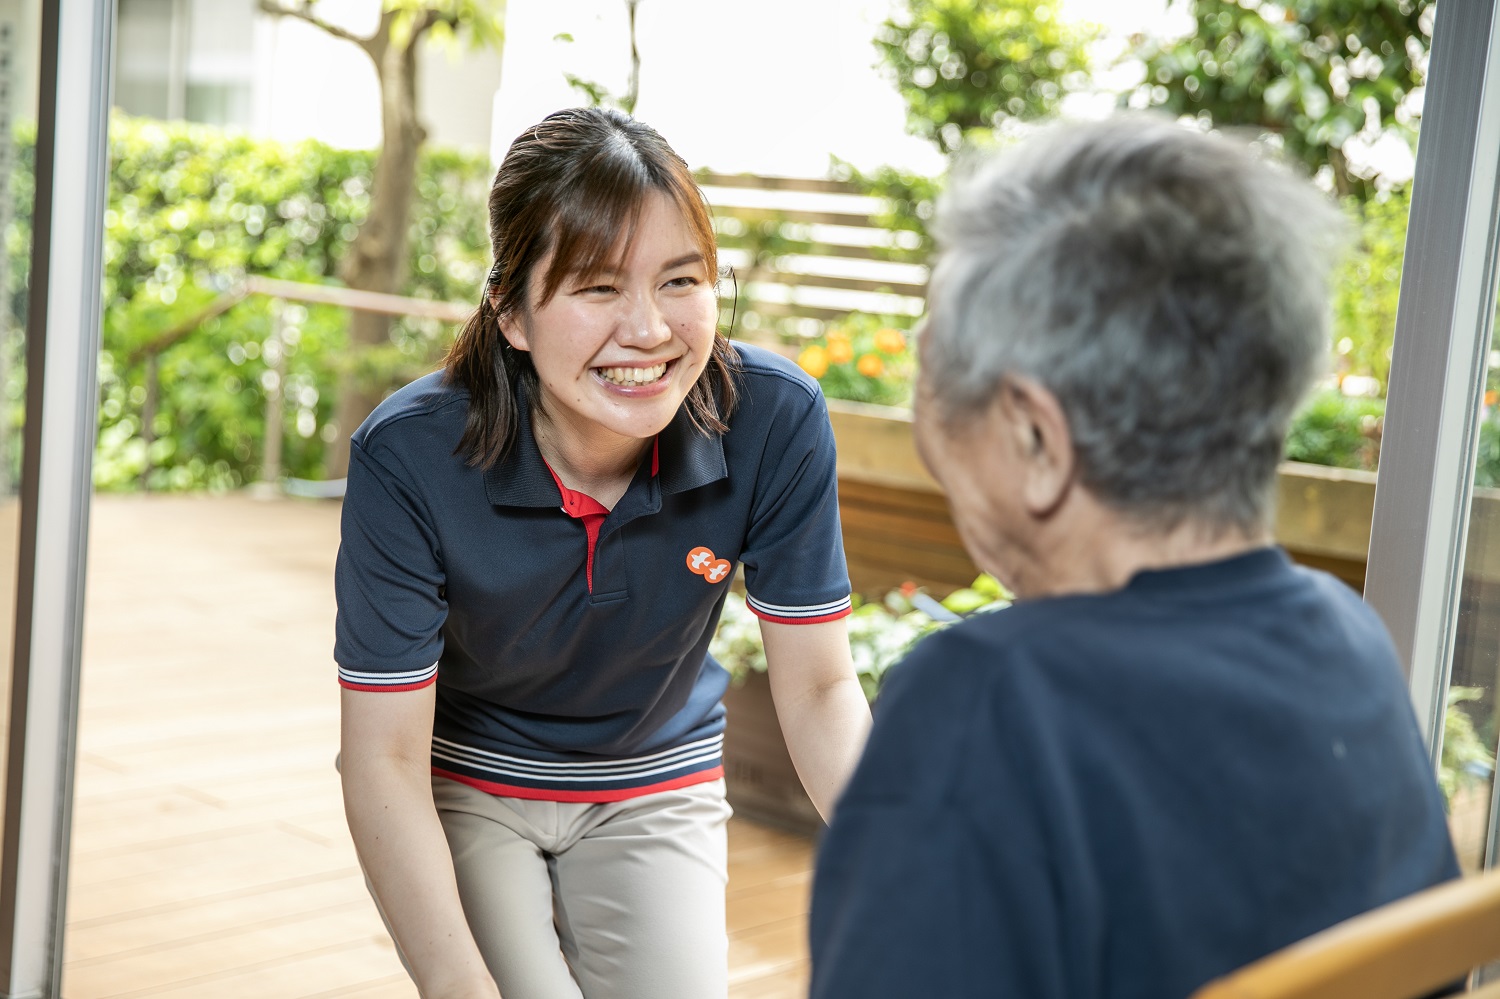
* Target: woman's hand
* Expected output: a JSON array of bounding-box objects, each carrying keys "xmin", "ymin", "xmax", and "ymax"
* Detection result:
[
  {"xmin": 341, "ymin": 684, "xmax": 499, "ymax": 998},
  {"xmin": 760, "ymin": 618, "xmax": 872, "ymax": 820}
]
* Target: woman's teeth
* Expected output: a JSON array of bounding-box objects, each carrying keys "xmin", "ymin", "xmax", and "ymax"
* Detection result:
[{"xmin": 598, "ymin": 363, "xmax": 668, "ymax": 386}]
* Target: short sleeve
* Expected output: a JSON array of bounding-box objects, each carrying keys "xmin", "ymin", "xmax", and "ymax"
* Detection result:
[
  {"xmin": 333, "ymin": 439, "xmax": 446, "ymax": 690},
  {"xmin": 738, "ymin": 388, "xmax": 851, "ymax": 624}
]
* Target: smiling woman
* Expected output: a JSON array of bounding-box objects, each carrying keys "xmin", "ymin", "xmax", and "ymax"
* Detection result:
[
  {"xmin": 497, "ymin": 191, "xmax": 720, "ymax": 504},
  {"xmin": 332, "ymin": 107, "xmax": 871, "ymax": 999}
]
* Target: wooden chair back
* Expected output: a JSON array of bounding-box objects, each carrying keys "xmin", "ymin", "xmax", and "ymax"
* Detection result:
[{"xmin": 1191, "ymin": 868, "xmax": 1500, "ymax": 999}]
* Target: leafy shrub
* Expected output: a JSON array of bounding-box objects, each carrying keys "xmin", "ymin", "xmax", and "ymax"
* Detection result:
[
  {"xmin": 1331, "ymin": 188, "xmax": 1409, "ymax": 394},
  {"xmin": 875, "ymin": 0, "xmax": 1095, "ymax": 156},
  {"xmin": 1441, "ymin": 686, "xmax": 1495, "ymax": 808},
  {"xmin": 6, "ymin": 115, "xmax": 495, "ymax": 491},
  {"xmin": 1282, "ymin": 389, "xmax": 1384, "ymax": 471},
  {"xmin": 712, "ymin": 574, "xmax": 1011, "ymax": 701}
]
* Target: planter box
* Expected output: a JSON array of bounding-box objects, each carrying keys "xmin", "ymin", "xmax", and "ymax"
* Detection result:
[
  {"xmin": 826, "ymin": 399, "xmax": 1378, "ymax": 594},
  {"xmin": 722, "ymin": 670, "xmax": 823, "ymax": 837}
]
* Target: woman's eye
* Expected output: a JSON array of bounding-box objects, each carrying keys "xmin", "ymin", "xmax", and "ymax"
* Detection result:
[
  {"xmin": 664, "ymin": 276, "xmax": 700, "ymax": 289},
  {"xmin": 579, "ymin": 284, "xmax": 616, "ymax": 295}
]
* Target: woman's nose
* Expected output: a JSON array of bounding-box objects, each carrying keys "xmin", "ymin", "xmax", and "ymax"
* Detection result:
[{"xmin": 618, "ymin": 292, "xmax": 672, "ymax": 345}]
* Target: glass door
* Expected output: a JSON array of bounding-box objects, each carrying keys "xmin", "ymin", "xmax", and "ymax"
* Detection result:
[{"xmin": 1365, "ymin": 0, "xmax": 1500, "ymax": 879}]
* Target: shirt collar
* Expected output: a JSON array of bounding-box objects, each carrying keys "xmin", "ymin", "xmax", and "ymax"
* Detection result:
[{"xmin": 483, "ymin": 386, "xmax": 727, "ymax": 509}]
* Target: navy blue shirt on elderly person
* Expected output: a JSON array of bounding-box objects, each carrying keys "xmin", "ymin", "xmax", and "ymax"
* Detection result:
[
  {"xmin": 810, "ymin": 548, "xmax": 1460, "ymax": 999},
  {"xmin": 334, "ymin": 341, "xmax": 851, "ymax": 801}
]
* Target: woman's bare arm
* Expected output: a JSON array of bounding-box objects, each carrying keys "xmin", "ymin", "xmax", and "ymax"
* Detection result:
[
  {"xmin": 760, "ymin": 618, "xmax": 872, "ymax": 821},
  {"xmin": 341, "ymin": 685, "xmax": 501, "ymax": 999}
]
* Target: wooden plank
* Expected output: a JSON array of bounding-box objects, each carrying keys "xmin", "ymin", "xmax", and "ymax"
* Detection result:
[
  {"xmin": 733, "ymin": 269, "xmax": 928, "ymax": 299},
  {"xmin": 717, "ymin": 236, "xmax": 926, "ymax": 265},
  {"xmin": 841, "ymin": 533, "xmax": 980, "ymax": 594},
  {"xmin": 715, "ymin": 205, "xmax": 879, "ymax": 230},
  {"xmin": 728, "ymin": 916, "xmax": 810, "ymax": 986},
  {"xmin": 66, "ymin": 874, "xmax": 374, "ymax": 960},
  {"xmin": 300, "ymin": 976, "xmax": 415, "ymax": 999},
  {"xmin": 699, "ymin": 172, "xmax": 863, "ymax": 196},
  {"xmin": 299, "ymin": 976, "xmax": 416, "ymax": 999},
  {"xmin": 731, "ymin": 299, "xmax": 853, "ymax": 324},
  {"xmin": 839, "ymin": 501, "xmax": 966, "ymax": 549}
]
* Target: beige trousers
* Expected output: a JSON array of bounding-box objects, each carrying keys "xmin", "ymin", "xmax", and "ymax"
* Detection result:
[{"xmin": 419, "ymin": 775, "xmax": 733, "ymax": 999}]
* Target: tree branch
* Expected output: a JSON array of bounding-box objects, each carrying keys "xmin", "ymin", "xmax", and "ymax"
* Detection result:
[
  {"xmin": 257, "ymin": 0, "xmax": 374, "ymax": 55},
  {"xmin": 407, "ymin": 8, "xmax": 452, "ymax": 46}
]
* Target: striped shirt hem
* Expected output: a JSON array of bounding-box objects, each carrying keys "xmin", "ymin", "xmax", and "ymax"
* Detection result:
[
  {"xmin": 746, "ymin": 593, "xmax": 853, "ymax": 625},
  {"xmin": 432, "ymin": 765, "xmax": 724, "ymax": 803},
  {"xmin": 428, "ymin": 733, "xmax": 724, "ymax": 800},
  {"xmin": 338, "ymin": 662, "xmax": 439, "ymax": 692}
]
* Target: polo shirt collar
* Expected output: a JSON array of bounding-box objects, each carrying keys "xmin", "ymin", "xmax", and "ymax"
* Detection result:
[
  {"xmin": 658, "ymin": 405, "xmax": 728, "ymax": 496},
  {"xmin": 483, "ymin": 386, "xmax": 727, "ymax": 509}
]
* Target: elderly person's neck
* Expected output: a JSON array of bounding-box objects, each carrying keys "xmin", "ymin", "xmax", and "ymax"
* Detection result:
[{"xmin": 1011, "ymin": 494, "xmax": 1273, "ymax": 600}]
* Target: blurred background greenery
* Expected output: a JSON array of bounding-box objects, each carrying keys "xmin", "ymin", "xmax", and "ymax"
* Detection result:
[{"xmin": 0, "ymin": 0, "xmax": 1447, "ymax": 492}]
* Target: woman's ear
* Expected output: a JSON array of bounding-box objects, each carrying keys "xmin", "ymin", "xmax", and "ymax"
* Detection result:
[
  {"xmin": 498, "ymin": 311, "xmax": 530, "ymax": 353},
  {"xmin": 1001, "ymin": 378, "xmax": 1076, "ymax": 518}
]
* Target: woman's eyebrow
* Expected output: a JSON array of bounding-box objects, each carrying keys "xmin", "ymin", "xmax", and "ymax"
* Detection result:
[{"xmin": 661, "ymin": 253, "xmax": 704, "ymax": 272}]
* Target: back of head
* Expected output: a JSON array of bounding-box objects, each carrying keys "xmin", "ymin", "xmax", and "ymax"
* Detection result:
[{"xmin": 923, "ymin": 115, "xmax": 1347, "ymax": 532}]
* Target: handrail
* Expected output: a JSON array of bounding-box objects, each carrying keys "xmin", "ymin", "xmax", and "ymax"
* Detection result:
[
  {"xmin": 127, "ymin": 276, "xmax": 473, "ymax": 367},
  {"xmin": 124, "ymin": 275, "xmax": 477, "ymax": 492}
]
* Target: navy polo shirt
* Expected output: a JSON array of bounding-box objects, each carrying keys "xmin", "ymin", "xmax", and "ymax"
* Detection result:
[
  {"xmin": 809, "ymin": 548, "xmax": 1460, "ymax": 998},
  {"xmin": 334, "ymin": 342, "xmax": 851, "ymax": 801}
]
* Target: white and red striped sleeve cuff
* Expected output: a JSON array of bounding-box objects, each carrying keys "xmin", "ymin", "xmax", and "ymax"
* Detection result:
[
  {"xmin": 338, "ymin": 662, "xmax": 439, "ymax": 692},
  {"xmin": 745, "ymin": 594, "xmax": 853, "ymax": 625}
]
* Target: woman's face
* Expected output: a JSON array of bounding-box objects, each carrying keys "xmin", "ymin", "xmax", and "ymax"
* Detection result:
[{"xmin": 501, "ymin": 191, "xmax": 718, "ymax": 451}]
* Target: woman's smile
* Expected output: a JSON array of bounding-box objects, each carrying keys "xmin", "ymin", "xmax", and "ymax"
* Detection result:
[{"xmin": 594, "ymin": 360, "xmax": 673, "ymax": 390}]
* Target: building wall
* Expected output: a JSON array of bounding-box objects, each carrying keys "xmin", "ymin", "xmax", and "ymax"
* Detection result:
[{"xmin": 114, "ymin": 0, "xmax": 505, "ymax": 154}]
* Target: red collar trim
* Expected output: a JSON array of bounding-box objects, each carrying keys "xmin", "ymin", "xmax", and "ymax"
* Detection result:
[
  {"xmin": 541, "ymin": 437, "xmax": 660, "ymax": 520},
  {"xmin": 542, "ymin": 463, "xmax": 610, "ymax": 520}
]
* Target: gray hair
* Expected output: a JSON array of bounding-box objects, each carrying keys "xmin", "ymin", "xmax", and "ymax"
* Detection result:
[{"xmin": 924, "ymin": 115, "xmax": 1348, "ymax": 532}]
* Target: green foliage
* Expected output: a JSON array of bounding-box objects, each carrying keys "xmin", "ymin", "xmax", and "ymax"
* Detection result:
[
  {"xmin": 1129, "ymin": 0, "xmax": 1431, "ymax": 200},
  {"xmin": 1473, "ymin": 411, "xmax": 1500, "ymax": 490},
  {"xmin": 1280, "ymin": 389, "xmax": 1500, "ymax": 488},
  {"xmin": 1439, "ymin": 686, "xmax": 1495, "ymax": 807},
  {"xmin": 1282, "ymin": 389, "xmax": 1385, "ymax": 471},
  {"xmin": 711, "ymin": 574, "xmax": 1011, "ymax": 700},
  {"xmin": 876, "ymin": 0, "xmax": 1096, "ymax": 155},
  {"xmin": 1332, "ymin": 187, "xmax": 1408, "ymax": 391},
  {"xmin": 387, "ymin": 0, "xmax": 506, "ymax": 52},
  {"xmin": 83, "ymin": 115, "xmax": 492, "ymax": 491}
]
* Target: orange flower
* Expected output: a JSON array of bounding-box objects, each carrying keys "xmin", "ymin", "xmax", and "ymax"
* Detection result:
[
  {"xmin": 856, "ymin": 353, "xmax": 885, "ymax": 378},
  {"xmin": 1487, "ymin": 390, "xmax": 1498, "ymax": 408},
  {"xmin": 798, "ymin": 345, "xmax": 829, "ymax": 379},
  {"xmin": 874, "ymin": 327, "xmax": 906, "ymax": 355},
  {"xmin": 826, "ymin": 327, "xmax": 851, "ymax": 344},
  {"xmin": 827, "ymin": 339, "xmax": 855, "ymax": 364}
]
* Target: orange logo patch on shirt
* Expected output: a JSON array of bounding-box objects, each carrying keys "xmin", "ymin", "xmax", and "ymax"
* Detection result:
[{"xmin": 686, "ymin": 546, "xmax": 732, "ymax": 584}]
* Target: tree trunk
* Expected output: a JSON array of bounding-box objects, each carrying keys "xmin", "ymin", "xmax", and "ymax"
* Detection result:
[{"xmin": 324, "ymin": 17, "xmax": 427, "ymax": 480}]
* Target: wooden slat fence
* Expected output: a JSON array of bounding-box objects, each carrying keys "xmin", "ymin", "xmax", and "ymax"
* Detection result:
[{"xmin": 697, "ymin": 171, "xmax": 929, "ymax": 341}]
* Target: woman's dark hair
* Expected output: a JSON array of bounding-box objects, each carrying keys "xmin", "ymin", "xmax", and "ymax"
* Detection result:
[{"xmin": 445, "ymin": 106, "xmax": 739, "ymax": 469}]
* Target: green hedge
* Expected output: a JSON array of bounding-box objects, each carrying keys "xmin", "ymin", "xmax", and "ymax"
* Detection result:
[{"xmin": 5, "ymin": 115, "xmax": 494, "ymax": 491}]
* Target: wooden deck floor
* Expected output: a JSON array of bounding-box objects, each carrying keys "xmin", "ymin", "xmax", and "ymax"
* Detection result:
[{"xmin": 63, "ymin": 494, "xmax": 814, "ymax": 998}]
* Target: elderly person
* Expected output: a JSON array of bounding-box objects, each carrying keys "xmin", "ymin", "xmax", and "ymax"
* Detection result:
[{"xmin": 808, "ymin": 116, "xmax": 1460, "ymax": 999}]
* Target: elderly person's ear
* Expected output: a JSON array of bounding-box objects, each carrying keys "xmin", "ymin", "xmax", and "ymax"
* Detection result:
[{"xmin": 998, "ymin": 377, "xmax": 1074, "ymax": 518}]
